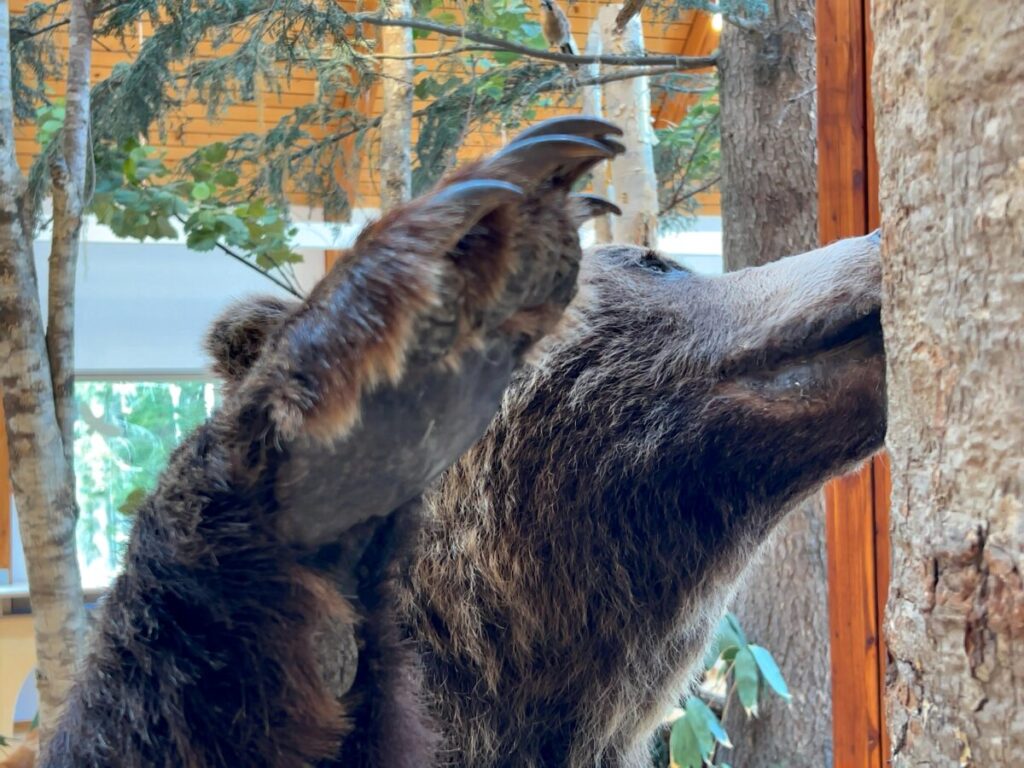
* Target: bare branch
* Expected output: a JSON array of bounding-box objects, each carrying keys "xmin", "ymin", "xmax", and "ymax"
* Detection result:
[
  {"xmin": 367, "ymin": 44, "xmax": 503, "ymax": 60},
  {"xmin": 285, "ymin": 62, "xmax": 696, "ymax": 168},
  {"xmin": 657, "ymin": 175, "xmax": 719, "ymax": 217},
  {"xmin": 350, "ymin": 12, "xmax": 718, "ymax": 69}
]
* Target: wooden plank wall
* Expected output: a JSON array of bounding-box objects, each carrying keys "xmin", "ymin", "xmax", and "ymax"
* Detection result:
[
  {"xmin": 9, "ymin": 1, "xmax": 721, "ymax": 214},
  {"xmin": 817, "ymin": 0, "xmax": 891, "ymax": 766}
]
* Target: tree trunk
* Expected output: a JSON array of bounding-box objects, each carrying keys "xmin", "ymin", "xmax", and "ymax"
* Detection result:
[
  {"xmin": 873, "ymin": 3, "xmax": 1024, "ymax": 764},
  {"xmin": 47, "ymin": 0, "xmax": 93, "ymax": 466},
  {"xmin": 717, "ymin": 3, "xmax": 830, "ymax": 766},
  {"xmin": 0, "ymin": 0, "xmax": 87, "ymax": 740},
  {"xmin": 378, "ymin": 0, "xmax": 413, "ymax": 212},
  {"xmin": 598, "ymin": 6, "xmax": 658, "ymax": 246},
  {"xmin": 582, "ymin": 22, "xmax": 612, "ymax": 244}
]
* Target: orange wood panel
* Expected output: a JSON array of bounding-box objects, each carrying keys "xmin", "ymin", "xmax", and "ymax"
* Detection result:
[
  {"xmin": 0, "ymin": 401, "xmax": 10, "ymax": 580},
  {"xmin": 863, "ymin": 8, "xmax": 890, "ymax": 763},
  {"xmin": 824, "ymin": 469, "xmax": 883, "ymax": 766},
  {"xmin": 818, "ymin": 0, "xmax": 889, "ymax": 766},
  {"xmin": 871, "ymin": 453, "xmax": 892, "ymax": 766}
]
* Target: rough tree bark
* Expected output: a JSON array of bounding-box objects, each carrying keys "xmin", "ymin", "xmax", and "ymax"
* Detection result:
[
  {"xmin": 598, "ymin": 6, "xmax": 658, "ymax": 246},
  {"xmin": 378, "ymin": 0, "xmax": 413, "ymax": 211},
  {"xmin": 873, "ymin": 2, "xmax": 1024, "ymax": 764},
  {"xmin": 582, "ymin": 22, "xmax": 612, "ymax": 244},
  {"xmin": 0, "ymin": 0, "xmax": 90, "ymax": 739},
  {"xmin": 717, "ymin": 2, "xmax": 831, "ymax": 765}
]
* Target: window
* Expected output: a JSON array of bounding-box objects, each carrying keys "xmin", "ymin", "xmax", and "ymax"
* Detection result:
[{"xmin": 74, "ymin": 380, "xmax": 219, "ymax": 587}]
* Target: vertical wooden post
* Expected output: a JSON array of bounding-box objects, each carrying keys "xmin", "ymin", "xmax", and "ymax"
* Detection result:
[{"xmin": 817, "ymin": 0, "xmax": 890, "ymax": 765}]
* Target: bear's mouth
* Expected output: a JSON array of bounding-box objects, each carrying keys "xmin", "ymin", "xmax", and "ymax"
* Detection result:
[{"xmin": 724, "ymin": 309, "xmax": 884, "ymax": 396}]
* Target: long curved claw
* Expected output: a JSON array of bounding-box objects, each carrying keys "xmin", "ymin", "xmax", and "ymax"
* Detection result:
[
  {"xmin": 488, "ymin": 134, "xmax": 617, "ymax": 188},
  {"xmin": 571, "ymin": 193, "xmax": 623, "ymax": 222},
  {"xmin": 428, "ymin": 179, "xmax": 525, "ymax": 220},
  {"xmin": 509, "ymin": 115, "xmax": 624, "ymax": 144},
  {"xmin": 597, "ymin": 137, "xmax": 626, "ymax": 156}
]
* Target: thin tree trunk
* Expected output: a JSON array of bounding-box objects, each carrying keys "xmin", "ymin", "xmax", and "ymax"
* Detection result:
[
  {"xmin": 717, "ymin": 2, "xmax": 830, "ymax": 765},
  {"xmin": 378, "ymin": 0, "xmax": 412, "ymax": 212},
  {"xmin": 47, "ymin": 0, "xmax": 93, "ymax": 466},
  {"xmin": 0, "ymin": 0, "xmax": 87, "ymax": 740},
  {"xmin": 598, "ymin": 6, "xmax": 658, "ymax": 246},
  {"xmin": 873, "ymin": 3, "xmax": 1024, "ymax": 764},
  {"xmin": 582, "ymin": 22, "xmax": 612, "ymax": 244}
]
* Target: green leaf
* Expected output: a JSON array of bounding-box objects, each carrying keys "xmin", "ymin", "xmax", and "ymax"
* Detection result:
[
  {"xmin": 749, "ymin": 644, "xmax": 792, "ymax": 701},
  {"xmin": 686, "ymin": 697, "xmax": 731, "ymax": 748},
  {"xmin": 192, "ymin": 162, "xmax": 214, "ymax": 181},
  {"xmin": 215, "ymin": 213, "xmax": 250, "ymax": 243},
  {"xmin": 725, "ymin": 612, "xmax": 748, "ymax": 646},
  {"xmin": 41, "ymin": 119, "xmax": 63, "ymax": 134},
  {"xmin": 493, "ymin": 50, "xmax": 521, "ymax": 65},
  {"xmin": 185, "ymin": 230, "xmax": 220, "ymax": 251},
  {"xmin": 214, "ymin": 169, "xmax": 239, "ymax": 187},
  {"xmin": 191, "ymin": 182, "xmax": 213, "ymax": 201},
  {"xmin": 683, "ymin": 698, "xmax": 715, "ymax": 759},
  {"xmin": 123, "ymin": 154, "xmax": 138, "ymax": 181},
  {"xmin": 669, "ymin": 717, "xmax": 702, "ymax": 768},
  {"xmin": 202, "ymin": 142, "xmax": 228, "ymax": 163},
  {"xmin": 154, "ymin": 217, "xmax": 179, "ymax": 240},
  {"xmin": 734, "ymin": 646, "xmax": 760, "ymax": 716}
]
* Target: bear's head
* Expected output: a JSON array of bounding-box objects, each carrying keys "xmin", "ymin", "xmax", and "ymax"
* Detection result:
[{"xmin": 399, "ymin": 233, "xmax": 885, "ymax": 766}]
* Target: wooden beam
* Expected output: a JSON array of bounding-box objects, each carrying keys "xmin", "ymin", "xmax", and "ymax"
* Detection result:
[
  {"xmin": 654, "ymin": 10, "xmax": 715, "ymax": 129},
  {"xmin": 817, "ymin": 0, "xmax": 890, "ymax": 766}
]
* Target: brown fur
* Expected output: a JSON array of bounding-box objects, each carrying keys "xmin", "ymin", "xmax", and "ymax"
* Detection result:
[
  {"xmin": 396, "ymin": 237, "xmax": 885, "ymax": 766},
  {"xmin": 188, "ymin": 235, "xmax": 883, "ymax": 768},
  {"xmin": 39, "ymin": 118, "xmax": 621, "ymax": 767}
]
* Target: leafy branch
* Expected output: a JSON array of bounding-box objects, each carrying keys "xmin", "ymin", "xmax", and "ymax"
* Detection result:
[{"xmin": 659, "ymin": 613, "xmax": 792, "ymax": 768}]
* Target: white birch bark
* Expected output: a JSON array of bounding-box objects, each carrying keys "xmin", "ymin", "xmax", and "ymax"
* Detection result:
[
  {"xmin": 0, "ymin": 0, "xmax": 88, "ymax": 740},
  {"xmin": 378, "ymin": 0, "xmax": 413, "ymax": 212},
  {"xmin": 582, "ymin": 22, "xmax": 612, "ymax": 244},
  {"xmin": 597, "ymin": 6, "xmax": 658, "ymax": 246}
]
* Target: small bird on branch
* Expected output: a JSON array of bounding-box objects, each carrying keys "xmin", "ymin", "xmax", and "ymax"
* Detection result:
[{"xmin": 540, "ymin": 0, "xmax": 580, "ymax": 69}]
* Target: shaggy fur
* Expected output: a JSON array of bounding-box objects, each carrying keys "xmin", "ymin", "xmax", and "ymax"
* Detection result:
[
  {"xmin": 191, "ymin": 235, "xmax": 883, "ymax": 768},
  {"xmin": 39, "ymin": 117, "xmax": 625, "ymax": 768},
  {"xmin": 397, "ymin": 236, "xmax": 886, "ymax": 766},
  {"xmin": 39, "ymin": 122, "xmax": 882, "ymax": 762}
]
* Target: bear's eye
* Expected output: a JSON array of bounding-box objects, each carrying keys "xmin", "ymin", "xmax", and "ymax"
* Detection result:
[{"xmin": 637, "ymin": 252, "xmax": 679, "ymax": 274}]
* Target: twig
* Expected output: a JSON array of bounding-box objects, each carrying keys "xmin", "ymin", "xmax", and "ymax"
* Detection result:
[
  {"xmin": 658, "ymin": 112, "xmax": 720, "ymax": 216},
  {"xmin": 658, "ymin": 175, "xmax": 720, "ymax": 217},
  {"xmin": 367, "ymin": 44, "xmax": 503, "ymax": 60},
  {"xmin": 350, "ymin": 12, "xmax": 718, "ymax": 69},
  {"xmin": 171, "ymin": 213, "xmax": 304, "ymax": 298},
  {"xmin": 289, "ymin": 63, "xmax": 695, "ymax": 164},
  {"xmin": 11, "ymin": 0, "xmax": 127, "ymax": 45}
]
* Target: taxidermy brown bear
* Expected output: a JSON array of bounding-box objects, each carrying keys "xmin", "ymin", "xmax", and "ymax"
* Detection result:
[{"xmin": 40, "ymin": 116, "xmax": 886, "ymax": 767}]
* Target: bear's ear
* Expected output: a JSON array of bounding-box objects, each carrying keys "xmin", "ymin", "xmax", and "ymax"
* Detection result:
[{"xmin": 204, "ymin": 296, "xmax": 297, "ymax": 391}]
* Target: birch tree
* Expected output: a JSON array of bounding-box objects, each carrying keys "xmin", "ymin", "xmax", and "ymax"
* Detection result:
[
  {"xmin": 0, "ymin": 0, "xmax": 91, "ymax": 736},
  {"xmin": 598, "ymin": 5, "xmax": 659, "ymax": 246},
  {"xmin": 378, "ymin": 0, "xmax": 413, "ymax": 211}
]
